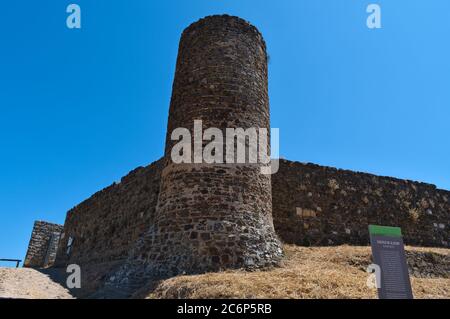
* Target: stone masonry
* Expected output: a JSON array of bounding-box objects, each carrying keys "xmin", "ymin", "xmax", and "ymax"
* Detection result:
[
  {"xmin": 53, "ymin": 159, "xmax": 164, "ymax": 294},
  {"xmin": 24, "ymin": 221, "xmax": 63, "ymax": 268},
  {"xmin": 54, "ymin": 159, "xmax": 164, "ymax": 268},
  {"xmin": 53, "ymin": 157, "xmax": 449, "ymax": 273},
  {"xmin": 145, "ymin": 15, "xmax": 283, "ymax": 277},
  {"xmin": 272, "ymin": 160, "xmax": 450, "ymax": 248}
]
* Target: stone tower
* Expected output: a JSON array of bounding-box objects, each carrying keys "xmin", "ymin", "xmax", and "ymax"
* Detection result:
[{"xmin": 147, "ymin": 15, "xmax": 283, "ymax": 277}]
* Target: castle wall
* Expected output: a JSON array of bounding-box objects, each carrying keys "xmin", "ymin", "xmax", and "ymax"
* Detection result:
[
  {"xmin": 54, "ymin": 159, "xmax": 164, "ymax": 271},
  {"xmin": 272, "ymin": 160, "xmax": 450, "ymax": 248},
  {"xmin": 46, "ymin": 157, "xmax": 450, "ymax": 296},
  {"xmin": 24, "ymin": 221, "xmax": 63, "ymax": 268},
  {"xmin": 53, "ymin": 157, "xmax": 450, "ymax": 272}
]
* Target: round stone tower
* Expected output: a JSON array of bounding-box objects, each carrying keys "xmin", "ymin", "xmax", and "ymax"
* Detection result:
[{"xmin": 150, "ymin": 15, "xmax": 282, "ymax": 276}]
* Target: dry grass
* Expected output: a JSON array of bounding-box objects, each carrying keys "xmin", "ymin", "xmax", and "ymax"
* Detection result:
[{"xmin": 135, "ymin": 245, "xmax": 450, "ymax": 299}]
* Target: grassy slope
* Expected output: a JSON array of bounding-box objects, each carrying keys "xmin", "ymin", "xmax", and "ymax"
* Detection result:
[{"xmin": 134, "ymin": 245, "xmax": 450, "ymax": 299}]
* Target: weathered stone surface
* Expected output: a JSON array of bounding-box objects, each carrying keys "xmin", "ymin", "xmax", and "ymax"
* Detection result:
[
  {"xmin": 53, "ymin": 159, "xmax": 164, "ymax": 293},
  {"xmin": 24, "ymin": 221, "xmax": 63, "ymax": 268},
  {"xmin": 50, "ymin": 156, "xmax": 450, "ymax": 292},
  {"xmin": 103, "ymin": 16, "xmax": 283, "ymax": 288},
  {"xmin": 272, "ymin": 160, "xmax": 450, "ymax": 248},
  {"xmin": 151, "ymin": 15, "xmax": 282, "ymax": 276}
]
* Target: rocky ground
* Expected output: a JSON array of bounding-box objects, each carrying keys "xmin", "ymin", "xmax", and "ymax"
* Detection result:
[{"xmin": 0, "ymin": 245, "xmax": 448, "ymax": 299}]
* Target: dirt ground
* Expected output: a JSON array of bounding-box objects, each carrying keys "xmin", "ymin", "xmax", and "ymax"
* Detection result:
[{"xmin": 0, "ymin": 267, "xmax": 74, "ymax": 299}]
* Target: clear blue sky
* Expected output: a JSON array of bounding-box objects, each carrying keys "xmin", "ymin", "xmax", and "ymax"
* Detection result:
[{"xmin": 1, "ymin": 1, "xmax": 449, "ymax": 266}]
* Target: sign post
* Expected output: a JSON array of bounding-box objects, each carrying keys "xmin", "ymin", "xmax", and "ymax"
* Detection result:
[{"xmin": 369, "ymin": 225, "xmax": 413, "ymax": 299}]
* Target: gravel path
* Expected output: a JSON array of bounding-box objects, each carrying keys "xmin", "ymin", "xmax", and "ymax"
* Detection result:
[{"xmin": 0, "ymin": 268, "xmax": 74, "ymax": 299}]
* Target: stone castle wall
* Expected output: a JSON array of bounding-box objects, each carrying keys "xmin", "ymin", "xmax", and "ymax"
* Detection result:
[
  {"xmin": 54, "ymin": 159, "xmax": 164, "ymax": 270},
  {"xmin": 47, "ymin": 157, "xmax": 449, "ymax": 295},
  {"xmin": 272, "ymin": 160, "xmax": 450, "ymax": 248},
  {"xmin": 24, "ymin": 221, "xmax": 63, "ymax": 268},
  {"xmin": 54, "ymin": 158, "xmax": 450, "ymax": 270}
]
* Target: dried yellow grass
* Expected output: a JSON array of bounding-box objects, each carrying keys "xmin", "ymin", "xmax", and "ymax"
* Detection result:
[{"xmin": 136, "ymin": 245, "xmax": 449, "ymax": 299}]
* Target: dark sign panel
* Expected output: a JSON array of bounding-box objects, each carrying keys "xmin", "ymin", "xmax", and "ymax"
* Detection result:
[{"xmin": 369, "ymin": 225, "xmax": 414, "ymax": 299}]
